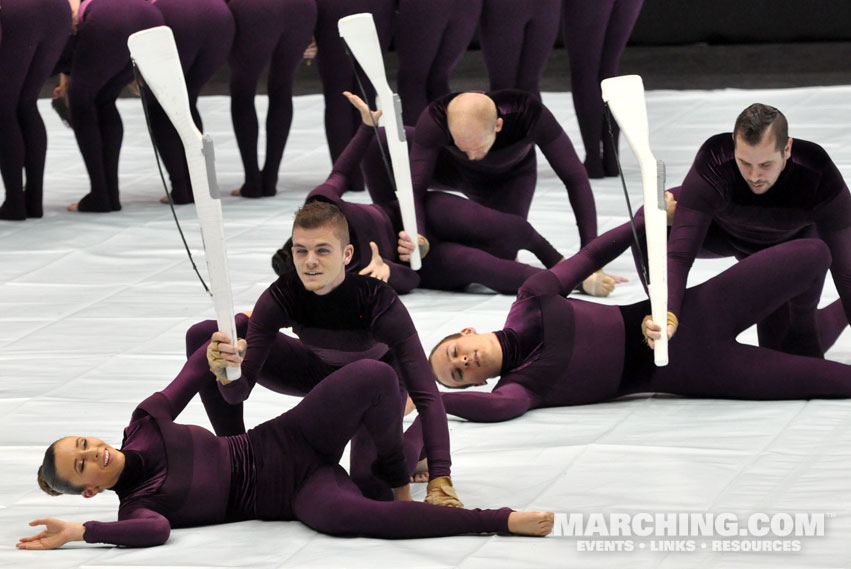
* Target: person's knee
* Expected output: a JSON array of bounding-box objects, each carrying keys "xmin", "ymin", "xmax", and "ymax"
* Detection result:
[
  {"xmin": 184, "ymin": 319, "xmax": 218, "ymax": 356},
  {"xmin": 790, "ymin": 239, "xmax": 832, "ymax": 274},
  {"xmin": 346, "ymin": 360, "xmax": 398, "ymax": 392}
]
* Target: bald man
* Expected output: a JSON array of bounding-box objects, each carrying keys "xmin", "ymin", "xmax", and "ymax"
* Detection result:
[{"xmin": 398, "ymin": 90, "xmax": 597, "ymax": 248}]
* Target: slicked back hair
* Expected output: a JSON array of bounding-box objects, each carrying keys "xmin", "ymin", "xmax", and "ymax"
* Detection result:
[
  {"xmin": 292, "ymin": 201, "xmax": 350, "ymax": 247},
  {"xmin": 428, "ymin": 332, "xmax": 471, "ymax": 390},
  {"xmin": 38, "ymin": 441, "xmax": 84, "ymax": 496},
  {"xmin": 733, "ymin": 103, "xmax": 789, "ymax": 151}
]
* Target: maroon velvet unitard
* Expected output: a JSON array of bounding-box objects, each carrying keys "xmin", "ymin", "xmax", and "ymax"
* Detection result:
[
  {"xmin": 667, "ymin": 134, "xmax": 851, "ymax": 356},
  {"xmin": 66, "ymin": 0, "xmax": 164, "ymax": 212},
  {"xmin": 313, "ymin": 123, "xmax": 564, "ymax": 294},
  {"xmin": 144, "ymin": 0, "xmax": 234, "ymax": 205},
  {"xmin": 396, "ymin": 0, "xmax": 482, "ymax": 126},
  {"xmin": 314, "ymin": 0, "xmax": 393, "ymax": 192},
  {"xmin": 408, "ymin": 90, "xmax": 596, "ymax": 244},
  {"xmin": 432, "ymin": 223, "xmax": 851, "ymax": 423},
  {"xmin": 79, "ymin": 348, "xmax": 510, "ymax": 546},
  {"xmin": 0, "ymin": 0, "xmax": 71, "ymax": 220},
  {"xmin": 479, "ymin": 0, "xmax": 560, "ymax": 99},
  {"xmin": 562, "ymin": 0, "xmax": 643, "ymax": 178},
  {"xmin": 227, "ymin": 0, "xmax": 316, "ymax": 198},
  {"xmin": 191, "ymin": 271, "xmax": 452, "ymax": 499}
]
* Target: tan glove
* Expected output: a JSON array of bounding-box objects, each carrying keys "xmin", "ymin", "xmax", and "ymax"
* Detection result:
[
  {"xmin": 425, "ymin": 476, "xmax": 464, "ymax": 508},
  {"xmin": 206, "ymin": 340, "xmax": 230, "ymax": 384}
]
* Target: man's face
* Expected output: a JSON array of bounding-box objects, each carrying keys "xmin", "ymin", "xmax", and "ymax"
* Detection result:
[
  {"xmin": 430, "ymin": 329, "xmax": 499, "ymax": 387},
  {"xmin": 734, "ymin": 132, "xmax": 792, "ymax": 195},
  {"xmin": 449, "ymin": 117, "xmax": 504, "ymax": 161},
  {"xmin": 292, "ymin": 225, "xmax": 353, "ymax": 295}
]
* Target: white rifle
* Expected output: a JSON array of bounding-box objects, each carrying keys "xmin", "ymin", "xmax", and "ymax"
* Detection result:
[
  {"xmin": 338, "ymin": 13, "xmax": 421, "ymax": 270},
  {"xmin": 601, "ymin": 75, "xmax": 668, "ymax": 366},
  {"xmin": 127, "ymin": 26, "xmax": 241, "ymax": 381}
]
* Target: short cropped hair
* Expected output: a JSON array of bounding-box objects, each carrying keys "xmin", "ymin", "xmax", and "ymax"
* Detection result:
[
  {"xmin": 38, "ymin": 441, "xmax": 84, "ymax": 496},
  {"xmin": 733, "ymin": 103, "xmax": 788, "ymax": 151},
  {"xmin": 292, "ymin": 201, "xmax": 350, "ymax": 246},
  {"xmin": 428, "ymin": 332, "xmax": 471, "ymax": 390}
]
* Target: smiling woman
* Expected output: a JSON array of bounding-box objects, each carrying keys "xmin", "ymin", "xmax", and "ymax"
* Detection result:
[
  {"xmin": 44, "ymin": 437, "xmax": 126, "ymax": 498},
  {"xmin": 20, "ymin": 345, "xmax": 553, "ymax": 550}
]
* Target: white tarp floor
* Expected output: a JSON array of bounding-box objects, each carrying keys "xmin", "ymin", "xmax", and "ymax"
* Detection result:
[{"xmin": 1, "ymin": 86, "xmax": 850, "ymax": 568}]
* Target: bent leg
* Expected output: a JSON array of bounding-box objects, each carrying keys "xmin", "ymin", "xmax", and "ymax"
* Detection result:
[
  {"xmin": 425, "ymin": 191, "xmax": 563, "ymax": 265},
  {"xmin": 419, "ymin": 242, "xmax": 542, "ymax": 294},
  {"xmin": 292, "ymin": 464, "xmax": 511, "ymax": 538},
  {"xmin": 285, "ymin": 360, "xmax": 407, "ymax": 485}
]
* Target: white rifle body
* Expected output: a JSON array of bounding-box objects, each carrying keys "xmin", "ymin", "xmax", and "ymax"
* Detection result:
[
  {"xmin": 128, "ymin": 26, "xmax": 241, "ymax": 380},
  {"xmin": 601, "ymin": 75, "xmax": 668, "ymax": 366},
  {"xmin": 338, "ymin": 13, "xmax": 421, "ymax": 270}
]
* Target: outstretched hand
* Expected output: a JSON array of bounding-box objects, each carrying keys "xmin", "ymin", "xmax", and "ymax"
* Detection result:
[
  {"xmin": 343, "ymin": 91, "xmax": 382, "ymax": 126},
  {"xmin": 207, "ymin": 331, "xmax": 247, "ymax": 385},
  {"xmin": 17, "ymin": 518, "xmax": 85, "ymax": 550},
  {"xmin": 358, "ymin": 241, "xmax": 390, "ymax": 283},
  {"xmin": 397, "ymin": 231, "xmax": 430, "ymax": 262}
]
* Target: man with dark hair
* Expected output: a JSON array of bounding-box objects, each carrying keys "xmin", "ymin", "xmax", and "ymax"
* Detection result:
[
  {"xmin": 193, "ymin": 199, "xmax": 464, "ymax": 508},
  {"xmin": 662, "ymin": 103, "xmax": 850, "ymax": 356}
]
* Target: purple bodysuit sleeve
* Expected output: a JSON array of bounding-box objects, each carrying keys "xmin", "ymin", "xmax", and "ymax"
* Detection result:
[
  {"xmin": 218, "ymin": 288, "xmax": 288, "ymax": 405},
  {"xmin": 666, "ymin": 204, "xmax": 713, "ymax": 319},
  {"xmin": 819, "ymin": 223, "xmax": 851, "ymax": 326},
  {"xmin": 83, "ymin": 505, "xmax": 170, "ymax": 547},
  {"xmin": 519, "ymin": 217, "xmax": 642, "ymax": 299},
  {"xmin": 323, "ymin": 124, "xmax": 376, "ymax": 196},
  {"xmin": 533, "ymin": 106, "xmax": 597, "ymax": 245},
  {"xmin": 372, "ymin": 298, "xmax": 452, "ymax": 478},
  {"xmin": 666, "ymin": 165, "xmax": 723, "ymax": 318},
  {"xmin": 442, "ymin": 383, "xmax": 539, "ymax": 422},
  {"xmin": 410, "ymin": 113, "xmax": 448, "ymax": 235},
  {"xmin": 386, "ymin": 259, "xmax": 421, "ymax": 294}
]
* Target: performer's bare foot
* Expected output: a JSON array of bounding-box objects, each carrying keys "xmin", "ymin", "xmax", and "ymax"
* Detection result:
[
  {"xmin": 392, "ymin": 484, "xmax": 413, "ymax": 502},
  {"xmin": 507, "ymin": 511, "xmax": 554, "ymax": 536},
  {"xmin": 67, "ymin": 202, "xmax": 79, "ymax": 212},
  {"xmin": 410, "ymin": 458, "xmax": 429, "ymax": 483},
  {"xmin": 231, "ymin": 188, "xmax": 242, "ymax": 197}
]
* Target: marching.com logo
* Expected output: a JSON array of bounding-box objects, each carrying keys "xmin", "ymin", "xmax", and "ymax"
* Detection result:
[{"xmin": 550, "ymin": 512, "xmax": 828, "ymax": 553}]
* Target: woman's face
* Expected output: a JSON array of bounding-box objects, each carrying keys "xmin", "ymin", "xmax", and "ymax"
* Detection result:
[{"xmin": 52, "ymin": 436, "xmax": 125, "ymax": 497}]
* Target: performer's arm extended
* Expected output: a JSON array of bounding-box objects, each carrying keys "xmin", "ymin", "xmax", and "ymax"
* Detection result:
[
  {"xmin": 18, "ymin": 506, "xmax": 171, "ymax": 550},
  {"xmin": 520, "ymin": 217, "xmax": 644, "ymax": 298},
  {"xmin": 374, "ymin": 298, "xmax": 452, "ymax": 479},
  {"xmin": 442, "ymin": 383, "xmax": 539, "ymax": 423},
  {"xmin": 534, "ymin": 105, "xmax": 597, "ymax": 246}
]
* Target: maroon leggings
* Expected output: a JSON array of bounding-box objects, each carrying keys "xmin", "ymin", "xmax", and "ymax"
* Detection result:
[
  {"xmin": 314, "ymin": 0, "xmax": 393, "ymax": 192},
  {"xmin": 69, "ymin": 0, "xmax": 164, "ymax": 212},
  {"xmin": 479, "ymin": 0, "xmax": 561, "ymax": 99},
  {"xmin": 0, "ymin": 0, "xmax": 71, "ymax": 220},
  {"xmin": 227, "ymin": 0, "xmax": 316, "ymax": 198},
  {"xmin": 562, "ymin": 0, "xmax": 643, "ymax": 178},
  {"xmin": 145, "ymin": 0, "xmax": 234, "ymax": 204},
  {"xmin": 396, "ymin": 0, "xmax": 482, "ymax": 125},
  {"xmin": 186, "ymin": 315, "xmax": 426, "ymax": 501}
]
